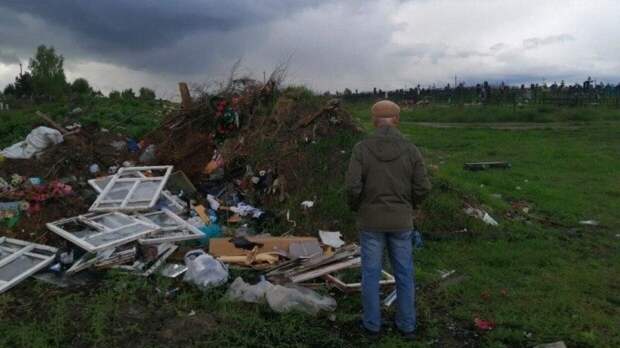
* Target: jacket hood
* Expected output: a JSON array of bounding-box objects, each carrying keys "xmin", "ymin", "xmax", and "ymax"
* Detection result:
[{"xmin": 362, "ymin": 126, "xmax": 406, "ymax": 162}]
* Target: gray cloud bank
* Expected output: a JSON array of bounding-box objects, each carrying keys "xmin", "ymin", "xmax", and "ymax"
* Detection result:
[{"xmin": 0, "ymin": 0, "xmax": 619, "ymax": 96}]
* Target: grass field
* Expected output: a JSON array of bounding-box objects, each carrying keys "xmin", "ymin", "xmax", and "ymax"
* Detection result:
[
  {"xmin": 346, "ymin": 100, "xmax": 620, "ymax": 123},
  {"xmin": 0, "ymin": 98, "xmax": 170, "ymax": 148},
  {"xmin": 1, "ymin": 100, "xmax": 618, "ymax": 347}
]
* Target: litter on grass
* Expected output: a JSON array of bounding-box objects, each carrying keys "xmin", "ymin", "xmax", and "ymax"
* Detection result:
[
  {"xmin": 0, "ymin": 76, "xmax": 367, "ymax": 315},
  {"xmin": 464, "ymin": 205, "xmax": 499, "ymax": 226},
  {"xmin": 0, "ymin": 126, "xmax": 63, "ymax": 159}
]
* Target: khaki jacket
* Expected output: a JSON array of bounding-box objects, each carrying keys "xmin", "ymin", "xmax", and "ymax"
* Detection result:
[{"xmin": 345, "ymin": 126, "xmax": 431, "ymax": 232}]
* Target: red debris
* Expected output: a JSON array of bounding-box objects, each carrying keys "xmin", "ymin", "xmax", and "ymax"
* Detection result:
[{"xmin": 474, "ymin": 318, "xmax": 496, "ymax": 331}]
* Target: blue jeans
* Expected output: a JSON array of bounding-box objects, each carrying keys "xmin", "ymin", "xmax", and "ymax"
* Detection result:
[{"xmin": 360, "ymin": 230, "xmax": 416, "ymax": 333}]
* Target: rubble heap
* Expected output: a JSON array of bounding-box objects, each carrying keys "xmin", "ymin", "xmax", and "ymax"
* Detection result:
[{"xmin": 1, "ymin": 77, "xmax": 394, "ymax": 314}]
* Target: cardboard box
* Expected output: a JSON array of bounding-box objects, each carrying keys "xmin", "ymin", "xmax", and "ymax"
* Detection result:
[{"xmin": 209, "ymin": 237, "xmax": 318, "ymax": 257}]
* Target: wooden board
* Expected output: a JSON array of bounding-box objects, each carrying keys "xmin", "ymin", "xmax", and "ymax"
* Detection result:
[{"xmin": 209, "ymin": 237, "xmax": 318, "ymax": 257}]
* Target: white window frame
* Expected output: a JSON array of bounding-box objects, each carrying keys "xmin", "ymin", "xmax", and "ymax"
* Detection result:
[
  {"xmin": 89, "ymin": 166, "xmax": 173, "ymax": 212},
  {"xmin": 323, "ymin": 270, "xmax": 395, "ymax": 292},
  {"xmin": 88, "ymin": 171, "xmax": 186, "ymax": 214},
  {"xmin": 0, "ymin": 237, "xmax": 58, "ymax": 294},
  {"xmin": 46, "ymin": 212, "xmax": 159, "ymax": 253},
  {"xmin": 134, "ymin": 208, "xmax": 203, "ymax": 245}
]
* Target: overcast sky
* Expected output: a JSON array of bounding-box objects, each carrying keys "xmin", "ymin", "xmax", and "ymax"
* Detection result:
[{"xmin": 1, "ymin": 0, "xmax": 618, "ymax": 98}]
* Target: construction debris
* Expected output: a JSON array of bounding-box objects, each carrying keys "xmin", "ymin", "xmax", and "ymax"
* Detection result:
[
  {"xmin": 0, "ymin": 237, "xmax": 58, "ymax": 294},
  {"xmin": 0, "ymin": 75, "xmax": 365, "ymax": 316},
  {"xmin": 46, "ymin": 212, "xmax": 159, "ymax": 253},
  {"xmin": 209, "ymin": 236, "xmax": 318, "ymax": 257},
  {"xmin": 89, "ymin": 166, "xmax": 173, "ymax": 212},
  {"xmin": 463, "ymin": 161, "xmax": 511, "ymax": 171}
]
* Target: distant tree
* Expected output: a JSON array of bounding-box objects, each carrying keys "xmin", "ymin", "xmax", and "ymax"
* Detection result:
[
  {"xmin": 3, "ymin": 83, "xmax": 16, "ymax": 96},
  {"xmin": 121, "ymin": 88, "xmax": 135, "ymax": 99},
  {"xmin": 14, "ymin": 72, "xmax": 34, "ymax": 98},
  {"xmin": 71, "ymin": 78, "xmax": 92, "ymax": 95},
  {"xmin": 343, "ymin": 88, "xmax": 352, "ymax": 96},
  {"xmin": 138, "ymin": 87, "xmax": 156, "ymax": 100},
  {"xmin": 29, "ymin": 45, "xmax": 67, "ymax": 98},
  {"xmin": 109, "ymin": 90, "xmax": 121, "ymax": 99}
]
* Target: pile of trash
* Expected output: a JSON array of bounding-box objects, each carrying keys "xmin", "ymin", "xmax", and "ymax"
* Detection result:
[
  {"xmin": 1, "ymin": 163, "xmax": 394, "ymax": 314},
  {"xmin": 146, "ymin": 80, "xmax": 360, "ymax": 223},
  {"xmin": 0, "ymin": 76, "xmax": 387, "ymax": 314}
]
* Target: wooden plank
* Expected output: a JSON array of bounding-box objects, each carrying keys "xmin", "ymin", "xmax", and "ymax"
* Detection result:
[
  {"xmin": 208, "ymin": 237, "xmax": 318, "ymax": 257},
  {"xmin": 323, "ymin": 270, "xmax": 395, "ymax": 291},
  {"xmin": 178, "ymin": 82, "xmax": 192, "ymax": 110},
  {"xmin": 289, "ymin": 257, "xmax": 361, "ymax": 283},
  {"xmin": 268, "ymin": 244, "xmax": 359, "ymax": 278},
  {"xmin": 35, "ymin": 111, "xmax": 69, "ymax": 135}
]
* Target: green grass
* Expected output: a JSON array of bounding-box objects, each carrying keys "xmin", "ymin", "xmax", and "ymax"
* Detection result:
[
  {"xmin": 1, "ymin": 99, "xmax": 619, "ymax": 347},
  {"xmin": 363, "ymin": 115, "xmax": 620, "ymax": 347},
  {"xmin": 0, "ymin": 97, "xmax": 170, "ymax": 148},
  {"xmin": 346, "ymin": 100, "xmax": 620, "ymax": 123}
]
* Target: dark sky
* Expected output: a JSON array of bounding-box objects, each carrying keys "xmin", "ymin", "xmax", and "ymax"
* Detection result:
[{"xmin": 1, "ymin": 0, "xmax": 618, "ymax": 98}]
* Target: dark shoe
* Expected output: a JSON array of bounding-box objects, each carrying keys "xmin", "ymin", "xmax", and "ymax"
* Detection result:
[
  {"xmin": 397, "ymin": 329, "xmax": 416, "ymax": 341},
  {"xmin": 358, "ymin": 320, "xmax": 381, "ymax": 339}
]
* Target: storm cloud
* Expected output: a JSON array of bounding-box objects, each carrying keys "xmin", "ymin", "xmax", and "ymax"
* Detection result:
[{"xmin": 0, "ymin": 0, "xmax": 619, "ymax": 96}]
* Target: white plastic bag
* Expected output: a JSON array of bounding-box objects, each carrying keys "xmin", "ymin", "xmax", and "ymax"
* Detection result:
[
  {"xmin": 265, "ymin": 284, "xmax": 336, "ymax": 315},
  {"xmin": 183, "ymin": 250, "xmax": 228, "ymax": 290},
  {"xmin": 1, "ymin": 126, "xmax": 63, "ymax": 159},
  {"xmin": 226, "ymin": 277, "xmax": 273, "ymax": 303}
]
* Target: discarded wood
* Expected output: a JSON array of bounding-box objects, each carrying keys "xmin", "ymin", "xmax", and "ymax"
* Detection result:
[
  {"xmin": 323, "ymin": 269, "xmax": 395, "ymax": 292},
  {"xmin": 297, "ymin": 99, "xmax": 340, "ymax": 128},
  {"xmin": 209, "ymin": 236, "xmax": 318, "ymax": 257},
  {"xmin": 178, "ymin": 82, "xmax": 192, "ymax": 110},
  {"xmin": 36, "ymin": 111, "xmax": 69, "ymax": 135},
  {"xmin": 269, "ymin": 244, "xmax": 359, "ymax": 278},
  {"xmin": 463, "ymin": 161, "xmax": 511, "ymax": 171},
  {"xmin": 290, "ymin": 257, "xmax": 361, "ymax": 283},
  {"xmin": 194, "ymin": 205, "xmax": 210, "ymax": 224},
  {"xmin": 218, "ymin": 252, "xmax": 280, "ymax": 266},
  {"xmin": 141, "ymin": 245, "xmax": 178, "ymax": 277}
]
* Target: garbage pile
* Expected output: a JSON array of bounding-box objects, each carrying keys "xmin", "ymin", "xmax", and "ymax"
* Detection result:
[
  {"xmin": 1, "ymin": 163, "xmax": 394, "ymax": 314},
  {"xmin": 0, "ymin": 76, "xmax": 386, "ymax": 314}
]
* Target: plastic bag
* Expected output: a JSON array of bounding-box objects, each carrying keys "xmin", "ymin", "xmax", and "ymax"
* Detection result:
[
  {"xmin": 226, "ymin": 277, "xmax": 273, "ymax": 303},
  {"xmin": 183, "ymin": 250, "xmax": 228, "ymax": 290},
  {"xmin": 1, "ymin": 126, "xmax": 63, "ymax": 159},
  {"xmin": 265, "ymin": 284, "xmax": 336, "ymax": 315}
]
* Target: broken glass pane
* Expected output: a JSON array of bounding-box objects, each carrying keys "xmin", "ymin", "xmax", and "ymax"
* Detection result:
[
  {"xmin": 90, "ymin": 213, "xmax": 135, "ymax": 229},
  {"xmin": 0, "ymin": 256, "xmax": 44, "ymax": 282},
  {"xmin": 90, "ymin": 166, "xmax": 173, "ymax": 212}
]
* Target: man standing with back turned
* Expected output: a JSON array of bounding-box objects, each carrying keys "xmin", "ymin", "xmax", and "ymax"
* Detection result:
[{"xmin": 345, "ymin": 100, "xmax": 431, "ymax": 339}]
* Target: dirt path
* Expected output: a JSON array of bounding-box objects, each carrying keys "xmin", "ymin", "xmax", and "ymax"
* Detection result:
[{"xmin": 402, "ymin": 121, "xmax": 589, "ymax": 130}]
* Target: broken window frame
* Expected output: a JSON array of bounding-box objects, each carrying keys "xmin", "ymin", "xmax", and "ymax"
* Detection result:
[
  {"xmin": 0, "ymin": 237, "xmax": 58, "ymax": 294},
  {"xmin": 89, "ymin": 166, "xmax": 173, "ymax": 212},
  {"xmin": 115, "ymin": 243, "xmax": 178, "ymax": 277},
  {"xmin": 46, "ymin": 212, "xmax": 159, "ymax": 253},
  {"xmin": 323, "ymin": 270, "xmax": 395, "ymax": 293},
  {"xmin": 88, "ymin": 171, "xmax": 186, "ymax": 214},
  {"xmin": 289, "ymin": 256, "xmax": 362, "ymax": 283},
  {"xmin": 134, "ymin": 208, "xmax": 203, "ymax": 245}
]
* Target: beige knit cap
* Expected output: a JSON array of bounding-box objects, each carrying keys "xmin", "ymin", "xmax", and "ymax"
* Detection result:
[{"xmin": 371, "ymin": 100, "xmax": 400, "ymax": 119}]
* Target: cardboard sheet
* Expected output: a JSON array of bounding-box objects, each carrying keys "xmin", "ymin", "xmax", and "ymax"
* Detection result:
[{"xmin": 209, "ymin": 237, "xmax": 318, "ymax": 257}]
